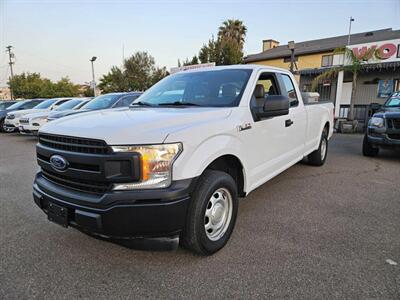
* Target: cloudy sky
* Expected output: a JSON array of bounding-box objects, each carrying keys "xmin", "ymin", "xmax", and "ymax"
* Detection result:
[{"xmin": 1, "ymin": 0, "xmax": 399, "ymax": 86}]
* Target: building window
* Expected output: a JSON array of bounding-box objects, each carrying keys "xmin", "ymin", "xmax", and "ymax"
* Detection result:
[{"xmin": 321, "ymin": 55, "xmax": 333, "ymax": 67}]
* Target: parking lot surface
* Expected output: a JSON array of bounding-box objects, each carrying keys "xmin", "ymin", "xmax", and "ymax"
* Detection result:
[{"xmin": 0, "ymin": 133, "xmax": 399, "ymax": 299}]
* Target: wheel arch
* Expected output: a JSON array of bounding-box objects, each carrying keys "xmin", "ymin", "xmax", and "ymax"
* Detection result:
[{"xmin": 204, "ymin": 154, "xmax": 246, "ymax": 197}]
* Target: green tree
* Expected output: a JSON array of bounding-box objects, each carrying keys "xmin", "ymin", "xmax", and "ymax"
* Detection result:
[
  {"xmin": 98, "ymin": 51, "xmax": 168, "ymax": 93},
  {"xmin": 53, "ymin": 77, "xmax": 80, "ymax": 97},
  {"xmin": 312, "ymin": 47, "xmax": 362, "ymax": 121},
  {"xmin": 9, "ymin": 73, "xmax": 79, "ymax": 99},
  {"xmin": 98, "ymin": 66, "xmax": 128, "ymax": 93},
  {"xmin": 196, "ymin": 19, "xmax": 247, "ymax": 66},
  {"xmin": 218, "ymin": 19, "xmax": 247, "ymax": 46}
]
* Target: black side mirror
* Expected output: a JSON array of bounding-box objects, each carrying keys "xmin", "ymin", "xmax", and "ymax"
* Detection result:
[{"xmin": 256, "ymin": 95, "xmax": 290, "ymax": 119}]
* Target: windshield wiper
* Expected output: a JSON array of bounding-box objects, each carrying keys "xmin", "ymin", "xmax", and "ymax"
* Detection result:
[
  {"xmin": 158, "ymin": 101, "xmax": 201, "ymax": 106},
  {"xmin": 130, "ymin": 101, "xmax": 154, "ymax": 107}
]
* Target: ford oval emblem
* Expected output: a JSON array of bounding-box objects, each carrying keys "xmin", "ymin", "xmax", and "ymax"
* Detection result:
[{"xmin": 50, "ymin": 155, "xmax": 68, "ymax": 171}]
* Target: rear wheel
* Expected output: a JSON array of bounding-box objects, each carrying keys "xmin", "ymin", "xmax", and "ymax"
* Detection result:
[
  {"xmin": 308, "ymin": 129, "xmax": 328, "ymax": 166},
  {"xmin": 181, "ymin": 170, "xmax": 238, "ymax": 255},
  {"xmin": 362, "ymin": 134, "xmax": 379, "ymax": 157}
]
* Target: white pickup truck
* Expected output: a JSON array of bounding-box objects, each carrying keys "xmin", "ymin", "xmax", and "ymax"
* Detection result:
[{"xmin": 33, "ymin": 65, "xmax": 333, "ymax": 255}]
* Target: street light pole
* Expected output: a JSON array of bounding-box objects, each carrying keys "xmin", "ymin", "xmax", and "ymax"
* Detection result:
[
  {"xmin": 288, "ymin": 41, "xmax": 295, "ymax": 73},
  {"xmin": 6, "ymin": 45, "xmax": 15, "ymax": 100},
  {"xmin": 347, "ymin": 16, "xmax": 355, "ymax": 46},
  {"xmin": 90, "ymin": 56, "xmax": 97, "ymax": 96}
]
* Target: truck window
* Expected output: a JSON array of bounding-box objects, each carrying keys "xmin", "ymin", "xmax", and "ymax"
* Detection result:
[
  {"xmin": 250, "ymin": 72, "xmax": 281, "ymax": 111},
  {"xmin": 280, "ymin": 74, "xmax": 299, "ymax": 107}
]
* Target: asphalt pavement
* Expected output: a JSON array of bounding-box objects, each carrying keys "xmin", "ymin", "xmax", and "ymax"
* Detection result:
[{"xmin": 0, "ymin": 133, "xmax": 399, "ymax": 299}]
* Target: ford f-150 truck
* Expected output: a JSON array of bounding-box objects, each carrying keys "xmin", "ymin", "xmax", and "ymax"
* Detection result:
[
  {"xmin": 33, "ymin": 65, "xmax": 333, "ymax": 255},
  {"xmin": 363, "ymin": 91, "xmax": 400, "ymax": 156}
]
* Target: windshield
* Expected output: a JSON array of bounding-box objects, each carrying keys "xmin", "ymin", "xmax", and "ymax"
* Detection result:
[
  {"xmin": 34, "ymin": 99, "xmax": 57, "ymax": 109},
  {"xmin": 384, "ymin": 92, "xmax": 400, "ymax": 107},
  {"xmin": 55, "ymin": 99, "xmax": 82, "ymax": 111},
  {"xmin": 133, "ymin": 69, "xmax": 252, "ymax": 107},
  {"xmin": 0, "ymin": 102, "xmax": 14, "ymax": 110},
  {"xmin": 81, "ymin": 94, "xmax": 121, "ymax": 110},
  {"xmin": 7, "ymin": 101, "xmax": 29, "ymax": 110}
]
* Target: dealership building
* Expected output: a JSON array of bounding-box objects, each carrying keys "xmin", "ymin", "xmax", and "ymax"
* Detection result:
[{"xmin": 244, "ymin": 28, "xmax": 400, "ymax": 123}]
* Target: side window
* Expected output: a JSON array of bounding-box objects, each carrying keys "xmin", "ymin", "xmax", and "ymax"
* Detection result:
[
  {"xmin": 250, "ymin": 73, "xmax": 281, "ymax": 122},
  {"xmin": 280, "ymin": 74, "xmax": 299, "ymax": 107},
  {"xmin": 257, "ymin": 74, "xmax": 280, "ymax": 98},
  {"xmin": 54, "ymin": 99, "xmax": 69, "ymax": 108},
  {"xmin": 114, "ymin": 96, "xmax": 132, "ymax": 107}
]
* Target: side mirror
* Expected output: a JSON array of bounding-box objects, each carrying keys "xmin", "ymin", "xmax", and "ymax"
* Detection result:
[{"xmin": 256, "ymin": 95, "xmax": 290, "ymax": 119}]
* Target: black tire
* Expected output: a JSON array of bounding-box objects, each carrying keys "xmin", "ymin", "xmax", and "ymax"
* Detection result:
[
  {"xmin": 180, "ymin": 170, "xmax": 238, "ymax": 255},
  {"xmin": 307, "ymin": 129, "xmax": 328, "ymax": 166},
  {"xmin": 0, "ymin": 119, "xmax": 4, "ymax": 133},
  {"xmin": 362, "ymin": 134, "xmax": 379, "ymax": 157}
]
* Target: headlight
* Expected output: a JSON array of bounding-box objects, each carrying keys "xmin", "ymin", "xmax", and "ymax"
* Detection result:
[
  {"xmin": 111, "ymin": 143, "xmax": 182, "ymax": 190},
  {"xmin": 7, "ymin": 114, "xmax": 15, "ymax": 119},
  {"xmin": 369, "ymin": 117, "xmax": 385, "ymax": 128}
]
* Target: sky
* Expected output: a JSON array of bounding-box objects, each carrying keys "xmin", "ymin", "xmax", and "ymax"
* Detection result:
[{"xmin": 1, "ymin": 0, "xmax": 399, "ymax": 87}]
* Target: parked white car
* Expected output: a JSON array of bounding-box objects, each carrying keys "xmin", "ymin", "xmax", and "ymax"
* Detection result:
[
  {"xmin": 19, "ymin": 98, "xmax": 91, "ymax": 135},
  {"xmin": 33, "ymin": 65, "xmax": 334, "ymax": 255},
  {"xmin": 4, "ymin": 98, "xmax": 71, "ymax": 132}
]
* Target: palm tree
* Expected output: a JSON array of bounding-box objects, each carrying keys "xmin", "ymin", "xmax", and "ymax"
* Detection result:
[
  {"xmin": 312, "ymin": 47, "xmax": 365, "ymax": 122},
  {"xmin": 218, "ymin": 19, "xmax": 247, "ymax": 46}
]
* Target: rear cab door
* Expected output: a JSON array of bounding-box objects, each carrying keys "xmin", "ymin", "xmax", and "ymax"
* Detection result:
[{"xmin": 276, "ymin": 72, "xmax": 307, "ymax": 163}]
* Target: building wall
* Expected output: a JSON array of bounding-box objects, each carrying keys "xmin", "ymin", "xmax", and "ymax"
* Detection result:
[
  {"xmin": 352, "ymin": 70, "xmax": 400, "ymax": 105},
  {"xmin": 0, "ymin": 87, "xmax": 11, "ymax": 100},
  {"xmin": 252, "ymin": 51, "xmax": 333, "ymax": 71}
]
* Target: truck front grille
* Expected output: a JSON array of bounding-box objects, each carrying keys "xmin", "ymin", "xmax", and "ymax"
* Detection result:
[
  {"xmin": 388, "ymin": 134, "xmax": 400, "ymax": 140},
  {"xmin": 39, "ymin": 133, "xmax": 110, "ymax": 154},
  {"xmin": 42, "ymin": 169, "xmax": 110, "ymax": 194},
  {"xmin": 388, "ymin": 119, "xmax": 400, "ymax": 130}
]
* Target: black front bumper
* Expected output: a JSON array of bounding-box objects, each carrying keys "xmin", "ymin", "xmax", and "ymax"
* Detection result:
[
  {"xmin": 367, "ymin": 128, "xmax": 400, "ymax": 149},
  {"xmin": 33, "ymin": 171, "xmax": 197, "ymax": 239}
]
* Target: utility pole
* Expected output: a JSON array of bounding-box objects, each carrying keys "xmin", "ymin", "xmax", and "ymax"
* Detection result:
[
  {"xmin": 90, "ymin": 56, "xmax": 97, "ymax": 97},
  {"xmin": 288, "ymin": 41, "xmax": 296, "ymax": 74},
  {"xmin": 6, "ymin": 45, "xmax": 15, "ymax": 100},
  {"xmin": 347, "ymin": 16, "xmax": 355, "ymax": 46}
]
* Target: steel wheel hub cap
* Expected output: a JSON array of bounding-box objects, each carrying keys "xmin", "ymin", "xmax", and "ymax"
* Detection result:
[
  {"xmin": 204, "ymin": 188, "xmax": 233, "ymax": 241},
  {"xmin": 321, "ymin": 139, "xmax": 327, "ymax": 161}
]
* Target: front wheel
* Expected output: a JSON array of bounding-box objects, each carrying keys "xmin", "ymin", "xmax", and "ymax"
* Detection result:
[
  {"xmin": 181, "ymin": 170, "xmax": 238, "ymax": 255},
  {"xmin": 362, "ymin": 134, "xmax": 379, "ymax": 157},
  {"xmin": 307, "ymin": 129, "xmax": 328, "ymax": 166}
]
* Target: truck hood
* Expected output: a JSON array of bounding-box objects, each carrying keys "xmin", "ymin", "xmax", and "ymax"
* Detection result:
[
  {"xmin": 8, "ymin": 109, "xmax": 48, "ymax": 118},
  {"xmin": 48, "ymin": 109, "xmax": 91, "ymax": 119},
  {"xmin": 40, "ymin": 107, "xmax": 232, "ymax": 144},
  {"xmin": 374, "ymin": 107, "xmax": 400, "ymax": 118},
  {"xmin": 23, "ymin": 111, "xmax": 52, "ymax": 120}
]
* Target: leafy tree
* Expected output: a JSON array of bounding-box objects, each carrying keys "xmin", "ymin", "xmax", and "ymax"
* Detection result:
[
  {"xmin": 218, "ymin": 19, "xmax": 247, "ymax": 46},
  {"xmin": 98, "ymin": 66, "xmax": 129, "ymax": 93},
  {"xmin": 53, "ymin": 77, "xmax": 80, "ymax": 97},
  {"xmin": 98, "ymin": 51, "xmax": 168, "ymax": 93},
  {"xmin": 312, "ymin": 47, "xmax": 362, "ymax": 121},
  {"xmin": 9, "ymin": 73, "xmax": 79, "ymax": 99},
  {"xmin": 196, "ymin": 19, "xmax": 247, "ymax": 66}
]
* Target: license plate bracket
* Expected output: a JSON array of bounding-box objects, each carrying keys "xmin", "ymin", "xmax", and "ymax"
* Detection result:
[{"xmin": 48, "ymin": 202, "xmax": 69, "ymax": 227}]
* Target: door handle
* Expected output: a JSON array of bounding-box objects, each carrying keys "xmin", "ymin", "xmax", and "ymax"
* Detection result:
[{"xmin": 285, "ymin": 119, "xmax": 293, "ymax": 127}]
